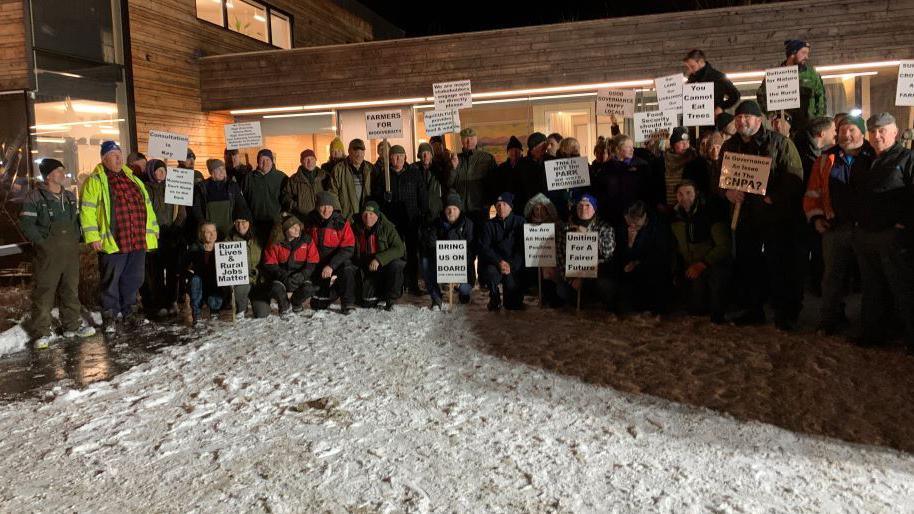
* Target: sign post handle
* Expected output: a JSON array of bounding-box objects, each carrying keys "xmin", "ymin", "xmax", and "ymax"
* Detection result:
[
  {"xmin": 448, "ymin": 283, "xmax": 454, "ymax": 308},
  {"xmin": 382, "ymin": 138, "xmax": 391, "ymax": 194},
  {"xmin": 538, "ymin": 268, "xmax": 543, "ymax": 307},
  {"xmin": 730, "ymin": 201, "xmax": 742, "ymax": 231},
  {"xmin": 231, "ymin": 287, "xmax": 236, "ymax": 322}
]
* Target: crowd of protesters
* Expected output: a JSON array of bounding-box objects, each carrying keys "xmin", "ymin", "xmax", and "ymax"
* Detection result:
[{"xmin": 18, "ymin": 39, "xmax": 914, "ymax": 354}]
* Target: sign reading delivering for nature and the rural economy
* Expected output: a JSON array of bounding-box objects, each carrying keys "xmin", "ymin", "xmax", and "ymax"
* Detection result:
[
  {"xmin": 896, "ymin": 60, "xmax": 914, "ymax": 106},
  {"xmin": 423, "ymin": 110, "xmax": 462, "ymax": 136},
  {"xmin": 596, "ymin": 89, "xmax": 636, "ymax": 118},
  {"xmin": 654, "ymin": 74, "xmax": 684, "ymax": 115},
  {"xmin": 682, "ymin": 82, "xmax": 715, "ymax": 126},
  {"xmin": 436, "ymin": 240, "xmax": 468, "ymax": 284},
  {"xmin": 224, "ymin": 122, "xmax": 263, "ymax": 150},
  {"xmin": 634, "ymin": 111, "xmax": 678, "ymax": 143},
  {"xmin": 719, "ymin": 152, "xmax": 772, "ymax": 196},
  {"xmin": 433, "ymin": 80, "xmax": 473, "ymax": 112},
  {"xmin": 147, "ymin": 130, "xmax": 189, "ymax": 161},
  {"xmin": 365, "ymin": 110, "xmax": 404, "ymax": 139},
  {"xmin": 764, "ymin": 65, "xmax": 801, "ymax": 111},
  {"xmin": 524, "ymin": 223, "xmax": 557, "ymax": 268},
  {"xmin": 545, "ymin": 157, "xmax": 591, "ymax": 191},
  {"xmin": 215, "ymin": 241, "xmax": 250, "ymax": 287},
  {"xmin": 164, "ymin": 167, "xmax": 195, "ymax": 206},
  {"xmin": 564, "ymin": 232, "xmax": 599, "ymax": 279}
]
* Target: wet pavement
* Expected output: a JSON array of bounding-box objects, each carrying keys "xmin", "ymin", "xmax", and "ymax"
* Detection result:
[{"xmin": 0, "ymin": 323, "xmax": 193, "ymax": 402}]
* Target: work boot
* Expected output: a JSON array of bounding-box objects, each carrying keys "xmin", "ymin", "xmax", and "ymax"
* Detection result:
[
  {"xmin": 63, "ymin": 324, "xmax": 96, "ymax": 338},
  {"xmin": 339, "ymin": 304, "xmax": 354, "ymax": 316},
  {"xmin": 33, "ymin": 332, "xmax": 56, "ymax": 350}
]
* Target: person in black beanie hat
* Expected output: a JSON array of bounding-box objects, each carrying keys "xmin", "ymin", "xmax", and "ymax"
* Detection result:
[
  {"xmin": 654, "ymin": 127, "xmax": 710, "ymax": 212},
  {"xmin": 487, "ymin": 136, "xmax": 524, "ymax": 209},
  {"xmin": 755, "ymin": 38, "xmax": 826, "ymax": 135},
  {"xmin": 511, "ymin": 132, "xmax": 549, "ymax": 214},
  {"xmin": 238, "ymin": 148, "xmax": 287, "ymax": 247},
  {"xmin": 20, "ymin": 158, "xmax": 94, "ymax": 347},
  {"xmin": 420, "ymin": 192, "xmax": 475, "ymax": 309},
  {"xmin": 479, "ymin": 192, "xmax": 526, "ymax": 311}
]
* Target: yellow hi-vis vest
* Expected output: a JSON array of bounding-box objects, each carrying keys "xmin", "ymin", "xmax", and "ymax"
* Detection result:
[{"xmin": 80, "ymin": 164, "xmax": 159, "ymax": 253}]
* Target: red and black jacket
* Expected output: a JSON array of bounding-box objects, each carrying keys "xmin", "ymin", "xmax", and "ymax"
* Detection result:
[
  {"xmin": 309, "ymin": 211, "xmax": 355, "ymax": 270},
  {"xmin": 262, "ymin": 234, "xmax": 320, "ymax": 282}
]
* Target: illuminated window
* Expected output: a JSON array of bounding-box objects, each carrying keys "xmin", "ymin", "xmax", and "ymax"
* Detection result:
[
  {"xmin": 196, "ymin": 0, "xmax": 292, "ymax": 48},
  {"xmin": 226, "ymin": 0, "xmax": 268, "ymax": 43},
  {"xmin": 270, "ymin": 11, "xmax": 292, "ymax": 50},
  {"xmin": 195, "ymin": 0, "xmax": 224, "ymax": 26}
]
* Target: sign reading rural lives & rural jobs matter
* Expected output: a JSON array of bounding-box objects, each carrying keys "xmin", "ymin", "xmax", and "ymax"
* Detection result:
[{"xmin": 215, "ymin": 241, "xmax": 250, "ymax": 287}]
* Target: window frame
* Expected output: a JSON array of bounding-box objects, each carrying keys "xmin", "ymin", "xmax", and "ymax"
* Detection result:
[{"xmin": 195, "ymin": 0, "xmax": 294, "ymax": 49}]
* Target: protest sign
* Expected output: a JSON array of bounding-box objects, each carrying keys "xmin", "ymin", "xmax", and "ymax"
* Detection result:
[
  {"xmin": 596, "ymin": 88, "xmax": 636, "ymax": 118},
  {"xmin": 365, "ymin": 110, "xmax": 404, "ymax": 139},
  {"xmin": 215, "ymin": 241, "xmax": 250, "ymax": 287},
  {"xmin": 896, "ymin": 60, "xmax": 914, "ymax": 106},
  {"xmin": 634, "ymin": 111, "xmax": 677, "ymax": 142},
  {"xmin": 654, "ymin": 74, "xmax": 684, "ymax": 114},
  {"xmin": 545, "ymin": 157, "xmax": 590, "ymax": 191},
  {"xmin": 147, "ymin": 130, "xmax": 189, "ymax": 161},
  {"xmin": 424, "ymin": 110, "xmax": 461, "ymax": 136},
  {"xmin": 719, "ymin": 152, "xmax": 772, "ymax": 195},
  {"xmin": 224, "ymin": 122, "xmax": 263, "ymax": 150},
  {"xmin": 682, "ymin": 82, "xmax": 715, "ymax": 126},
  {"xmin": 524, "ymin": 224, "xmax": 557, "ymax": 268},
  {"xmin": 565, "ymin": 232, "xmax": 599, "ymax": 279},
  {"xmin": 436, "ymin": 240, "xmax": 468, "ymax": 283},
  {"xmin": 765, "ymin": 66, "xmax": 800, "ymax": 111},
  {"xmin": 164, "ymin": 167, "xmax": 194, "ymax": 206},
  {"xmin": 433, "ymin": 80, "xmax": 472, "ymax": 112}
]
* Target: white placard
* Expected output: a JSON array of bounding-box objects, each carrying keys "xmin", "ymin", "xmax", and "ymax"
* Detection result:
[
  {"xmin": 719, "ymin": 152, "xmax": 772, "ymax": 196},
  {"xmin": 224, "ymin": 122, "xmax": 263, "ymax": 150},
  {"xmin": 424, "ymin": 110, "xmax": 461, "ymax": 136},
  {"xmin": 147, "ymin": 130, "xmax": 189, "ymax": 161},
  {"xmin": 433, "ymin": 80, "xmax": 472, "ymax": 112},
  {"xmin": 682, "ymin": 82, "xmax": 715, "ymax": 126},
  {"xmin": 215, "ymin": 241, "xmax": 250, "ymax": 287},
  {"xmin": 596, "ymin": 89, "xmax": 636, "ymax": 118},
  {"xmin": 164, "ymin": 167, "xmax": 194, "ymax": 206},
  {"xmin": 765, "ymin": 66, "xmax": 800, "ymax": 111},
  {"xmin": 436, "ymin": 240, "xmax": 468, "ymax": 284},
  {"xmin": 524, "ymin": 223, "xmax": 556, "ymax": 268},
  {"xmin": 365, "ymin": 110, "xmax": 404, "ymax": 139},
  {"xmin": 654, "ymin": 74, "xmax": 684, "ymax": 114},
  {"xmin": 545, "ymin": 157, "xmax": 590, "ymax": 191},
  {"xmin": 896, "ymin": 60, "xmax": 914, "ymax": 106},
  {"xmin": 633, "ymin": 111, "xmax": 677, "ymax": 143},
  {"xmin": 565, "ymin": 232, "xmax": 599, "ymax": 279}
]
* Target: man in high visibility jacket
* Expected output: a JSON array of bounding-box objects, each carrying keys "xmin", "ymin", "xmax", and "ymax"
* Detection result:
[{"xmin": 80, "ymin": 141, "xmax": 159, "ymax": 333}]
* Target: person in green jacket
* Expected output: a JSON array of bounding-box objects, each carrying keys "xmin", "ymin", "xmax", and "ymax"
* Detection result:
[
  {"xmin": 351, "ymin": 201, "xmax": 406, "ymax": 310},
  {"xmin": 412, "ymin": 142, "xmax": 443, "ymax": 222},
  {"xmin": 329, "ymin": 138, "xmax": 374, "ymax": 219},
  {"xmin": 282, "ymin": 149, "xmax": 327, "ymax": 221},
  {"xmin": 756, "ymin": 39, "xmax": 826, "ymax": 135},
  {"xmin": 227, "ymin": 213, "xmax": 263, "ymax": 319},
  {"xmin": 19, "ymin": 159, "xmax": 95, "ymax": 348},
  {"xmin": 239, "ymin": 148, "xmax": 287, "ymax": 248},
  {"xmin": 670, "ymin": 181, "xmax": 731, "ymax": 324},
  {"xmin": 449, "ymin": 127, "xmax": 497, "ymax": 227}
]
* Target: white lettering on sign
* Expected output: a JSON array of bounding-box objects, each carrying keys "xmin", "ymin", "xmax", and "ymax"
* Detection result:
[
  {"xmin": 596, "ymin": 88, "xmax": 636, "ymax": 118},
  {"xmin": 436, "ymin": 240, "xmax": 468, "ymax": 283},
  {"xmin": 719, "ymin": 152, "xmax": 772, "ymax": 195},
  {"xmin": 216, "ymin": 241, "xmax": 250, "ymax": 287},
  {"xmin": 365, "ymin": 109, "xmax": 404, "ymax": 139},
  {"xmin": 545, "ymin": 157, "xmax": 590, "ymax": 191},
  {"xmin": 682, "ymin": 82, "xmax": 715, "ymax": 126},
  {"xmin": 164, "ymin": 167, "xmax": 194, "ymax": 206},
  {"xmin": 896, "ymin": 60, "xmax": 914, "ymax": 106},
  {"xmin": 433, "ymin": 80, "xmax": 472, "ymax": 112},
  {"xmin": 634, "ymin": 111, "xmax": 677, "ymax": 143},
  {"xmin": 224, "ymin": 122, "xmax": 263, "ymax": 150},
  {"xmin": 424, "ymin": 110, "xmax": 461, "ymax": 136},
  {"xmin": 654, "ymin": 74, "xmax": 684, "ymax": 115},
  {"xmin": 565, "ymin": 232, "xmax": 599, "ymax": 279},
  {"xmin": 765, "ymin": 66, "xmax": 800, "ymax": 111},
  {"xmin": 147, "ymin": 130, "xmax": 189, "ymax": 161},
  {"xmin": 524, "ymin": 223, "xmax": 556, "ymax": 268}
]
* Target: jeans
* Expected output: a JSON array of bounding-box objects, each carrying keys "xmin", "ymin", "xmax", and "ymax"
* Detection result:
[
  {"xmin": 98, "ymin": 250, "xmax": 146, "ymax": 317},
  {"xmin": 188, "ymin": 274, "xmax": 224, "ymax": 317}
]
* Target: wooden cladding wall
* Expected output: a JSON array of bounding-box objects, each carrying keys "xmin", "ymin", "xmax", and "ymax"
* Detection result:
[
  {"xmin": 200, "ymin": 0, "xmax": 914, "ymax": 112},
  {"xmin": 0, "ymin": 0, "xmax": 31, "ymax": 91},
  {"xmin": 128, "ymin": 0, "xmax": 372, "ymax": 164}
]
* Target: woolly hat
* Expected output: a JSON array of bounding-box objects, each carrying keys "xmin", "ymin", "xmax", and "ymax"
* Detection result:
[
  {"xmin": 506, "ymin": 136, "xmax": 523, "ymax": 151},
  {"xmin": 100, "ymin": 140, "xmax": 121, "ymax": 157},
  {"xmin": 38, "ymin": 158, "xmax": 64, "ymax": 178}
]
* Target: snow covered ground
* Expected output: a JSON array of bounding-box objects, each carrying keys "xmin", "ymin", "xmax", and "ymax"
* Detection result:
[{"xmin": 1, "ymin": 296, "xmax": 913, "ymax": 512}]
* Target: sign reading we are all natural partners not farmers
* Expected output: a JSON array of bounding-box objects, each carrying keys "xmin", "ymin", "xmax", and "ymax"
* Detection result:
[
  {"xmin": 524, "ymin": 223, "xmax": 556, "ymax": 268},
  {"xmin": 719, "ymin": 152, "xmax": 772, "ymax": 195}
]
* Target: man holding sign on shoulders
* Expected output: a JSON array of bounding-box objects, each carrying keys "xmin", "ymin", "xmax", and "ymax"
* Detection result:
[
  {"xmin": 719, "ymin": 100, "xmax": 805, "ymax": 331},
  {"xmin": 479, "ymin": 193, "xmax": 526, "ymax": 311}
]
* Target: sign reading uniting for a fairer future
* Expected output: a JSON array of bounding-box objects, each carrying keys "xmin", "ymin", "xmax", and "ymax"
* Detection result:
[{"xmin": 564, "ymin": 232, "xmax": 599, "ymax": 279}]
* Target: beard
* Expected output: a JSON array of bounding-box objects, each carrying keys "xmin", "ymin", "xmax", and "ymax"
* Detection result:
[
  {"xmin": 737, "ymin": 125, "xmax": 758, "ymax": 137},
  {"xmin": 839, "ymin": 139, "xmax": 863, "ymax": 151}
]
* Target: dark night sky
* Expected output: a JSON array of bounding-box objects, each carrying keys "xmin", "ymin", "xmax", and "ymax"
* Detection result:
[{"xmin": 359, "ymin": 0, "xmax": 782, "ymax": 38}]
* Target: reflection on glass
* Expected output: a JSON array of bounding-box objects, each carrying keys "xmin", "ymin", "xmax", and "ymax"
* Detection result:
[
  {"xmin": 196, "ymin": 0, "xmax": 225, "ymax": 26},
  {"xmin": 226, "ymin": 0, "xmax": 268, "ymax": 43},
  {"xmin": 271, "ymin": 11, "xmax": 291, "ymax": 49}
]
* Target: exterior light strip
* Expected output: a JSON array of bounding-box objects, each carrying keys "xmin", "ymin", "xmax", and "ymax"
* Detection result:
[{"xmin": 262, "ymin": 111, "xmax": 334, "ymax": 119}]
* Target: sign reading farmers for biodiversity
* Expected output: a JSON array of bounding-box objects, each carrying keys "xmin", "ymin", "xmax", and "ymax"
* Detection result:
[
  {"xmin": 545, "ymin": 157, "xmax": 590, "ymax": 191},
  {"xmin": 765, "ymin": 66, "xmax": 800, "ymax": 111},
  {"xmin": 164, "ymin": 167, "xmax": 194, "ymax": 206},
  {"xmin": 224, "ymin": 122, "xmax": 263, "ymax": 150},
  {"xmin": 147, "ymin": 130, "xmax": 189, "ymax": 161},
  {"xmin": 596, "ymin": 89, "xmax": 636, "ymax": 118},
  {"xmin": 433, "ymin": 80, "xmax": 472, "ymax": 112},
  {"xmin": 424, "ymin": 110, "xmax": 461, "ymax": 136},
  {"xmin": 524, "ymin": 223, "xmax": 556, "ymax": 268},
  {"xmin": 719, "ymin": 152, "xmax": 772, "ymax": 195},
  {"xmin": 436, "ymin": 240, "xmax": 468, "ymax": 283},
  {"xmin": 895, "ymin": 60, "xmax": 914, "ymax": 106},
  {"xmin": 654, "ymin": 74, "xmax": 684, "ymax": 114},
  {"xmin": 565, "ymin": 232, "xmax": 598, "ymax": 279},
  {"xmin": 215, "ymin": 241, "xmax": 250, "ymax": 287},
  {"xmin": 633, "ymin": 111, "xmax": 677, "ymax": 142},
  {"xmin": 682, "ymin": 82, "xmax": 715, "ymax": 126},
  {"xmin": 365, "ymin": 110, "xmax": 404, "ymax": 139}
]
